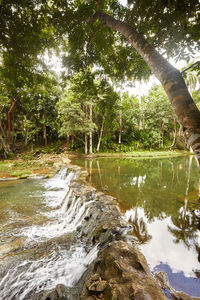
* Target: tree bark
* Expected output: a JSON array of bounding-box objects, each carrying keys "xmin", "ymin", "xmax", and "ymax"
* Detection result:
[
  {"xmin": 97, "ymin": 118, "xmax": 104, "ymax": 152},
  {"xmin": 89, "ymin": 102, "xmax": 93, "ymax": 154},
  {"xmin": 88, "ymin": 10, "xmax": 200, "ymax": 165},
  {"xmin": 0, "ymin": 120, "xmax": 10, "ymax": 158},
  {"xmin": 169, "ymin": 118, "xmax": 177, "ymax": 148},
  {"xmin": 67, "ymin": 134, "xmax": 70, "ymax": 145},
  {"xmin": 8, "ymin": 98, "xmax": 17, "ymax": 144},
  {"xmin": 118, "ymin": 110, "xmax": 122, "ymax": 144},
  {"xmin": 85, "ymin": 133, "xmax": 88, "ymax": 154},
  {"xmin": 43, "ymin": 111, "xmax": 47, "ymax": 146},
  {"xmin": 138, "ymin": 82, "xmax": 143, "ymax": 130},
  {"xmin": 161, "ymin": 122, "xmax": 164, "ymax": 148}
]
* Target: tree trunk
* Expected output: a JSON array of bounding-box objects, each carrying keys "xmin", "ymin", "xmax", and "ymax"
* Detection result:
[
  {"xmin": 97, "ymin": 119, "xmax": 104, "ymax": 152},
  {"xmin": 138, "ymin": 82, "xmax": 143, "ymax": 130},
  {"xmin": 161, "ymin": 122, "xmax": 164, "ymax": 148},
  {"xmin": 43, "ymin": 112, "xmax": 47, "ymax": 146},
  {"xmin": 8, "ymin": 99, "xmax": 17, "ymax": 144},
  {"xmin": 67, "ymin": 134, "xmax": 70, "ymax": 145},
  {"xmin": 0, "ymin": 120, "xmax": 10, "ymax": 158},
  {"xmin": 118, "ymin": 110, "xmax": 122, "ymax": 144},
  {"xmin": 85, "ymin": 133, "xmax": 88, "ymax": 154},
  {"xmin": 88, "ymin": 10, "xmax": 200, "ymax": 165},
  {"xmin": 170, "ymin": 118, "xmax": 177, "ymax": 148},
  {"xmin": 89, "ymin": 102, "xmax": 93, "ymax": 154},
  {"xmin": 25, "ymin": 129, "xmax": 28, "ymax": 146}
]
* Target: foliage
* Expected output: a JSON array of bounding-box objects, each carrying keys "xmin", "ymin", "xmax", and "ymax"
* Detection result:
[{"xmin": 0, "ymin": 0, "xmax": 200, "ymax": 154}]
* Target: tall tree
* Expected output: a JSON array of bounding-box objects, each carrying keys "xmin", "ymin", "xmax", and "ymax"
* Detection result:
[
  {"xmin": 1, "ymin": 0, "xmax": 200, "ymax": 161},
  {"xmin": 87, "ymin": 8, "xmax": 200, "ymax": 164}
]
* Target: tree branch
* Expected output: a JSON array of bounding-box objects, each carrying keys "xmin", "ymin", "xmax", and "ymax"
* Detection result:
[
  {"xmin": 86, "ymin": 11, "xmax": 101, "ymax": 23},
  {"xmin": 87, "ymin": 24, "xmax": 106, "ymax": 50},
  {"xmin": 181, "ymin": 61, "xmax": 200, "ymax": 74}
]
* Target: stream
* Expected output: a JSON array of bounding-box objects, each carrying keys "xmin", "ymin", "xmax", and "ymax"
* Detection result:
[
  {"xmin": 0, "ymin": 156, "xmax": 200, "ymax": 299},
  {"xmin": 72, "ymin": 155, "xmax": 200, "ymax": 298},
  {"xmin": 0, "ymin": 167, "xmax": 98, "ymax": 300}
]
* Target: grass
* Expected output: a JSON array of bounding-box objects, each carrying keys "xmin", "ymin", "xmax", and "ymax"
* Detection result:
[
  {"xmin": 0, "ymin": 163, "xmax": 9, "ymax": 172},
  {"xmin": 0, "ymin": 158, "xmax": 48, "ymax": 178},
  {"xmin": 10, "ymin": 170, "xmax": 31, "ymax": 178},
  {"xmin": 89, "ymin": 150, "xmax": 190, "ymax": 158},
  {"xmin": 0, "ymin": 152, "xmax": 64, "ymax": 179}
]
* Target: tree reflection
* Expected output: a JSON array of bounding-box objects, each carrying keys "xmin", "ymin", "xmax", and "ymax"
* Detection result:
[
  {"xmin": 168, "ymin": 211, "xmax": 198, "ymax": 248},
  {"xmin": 168, "ymin": 156, "xmax": 200, "ymax": 248},
  {"xmin": 127, "ymin": 208, "xmax": 152, "ymax": 245}
]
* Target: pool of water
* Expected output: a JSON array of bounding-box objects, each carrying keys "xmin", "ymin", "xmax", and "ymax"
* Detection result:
[{"xmin": 72, "ymin": 155, "xmax": 200, "ymax": 297}]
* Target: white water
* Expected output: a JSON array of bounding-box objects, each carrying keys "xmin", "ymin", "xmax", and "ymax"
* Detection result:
[
  {"xmin": 0, "ymin": 243, "xmax": 98, "ymax": 300},
  {"xmin": 0, "ymin": 168, "xmax": 99, "ymax": 300}
]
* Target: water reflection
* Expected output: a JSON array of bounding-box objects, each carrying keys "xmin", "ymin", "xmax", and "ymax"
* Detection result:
[
  {"xmin": 72, "ymin": 155, "xmax": 200, "ymax": 296},
  {"xmin": 124, "ymin": 208, "xmax": 152, "ymax": 245}
]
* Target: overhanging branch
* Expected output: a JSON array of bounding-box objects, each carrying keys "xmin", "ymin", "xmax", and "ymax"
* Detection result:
[
  {"xmin": 181, "ymin": 61, "xmax": 200, "ymax": 74},
  {"xmin": 87, "ymin": 24, "xmax": 106, "ymax": 50}
]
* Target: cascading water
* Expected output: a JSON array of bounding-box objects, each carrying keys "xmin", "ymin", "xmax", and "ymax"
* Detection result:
[{"xmin": 0, "ymin": 167, "xmax": 99, "ymax": 300}]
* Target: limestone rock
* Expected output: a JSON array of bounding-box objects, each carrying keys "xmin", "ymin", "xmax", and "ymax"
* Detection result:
[
  {"xmin": 81, "ymin": 240, "xmax": 167, "ymax": 300},
  {"xmin": 87, "ymin": 280, "xmax": 107, "ymax": 292}
]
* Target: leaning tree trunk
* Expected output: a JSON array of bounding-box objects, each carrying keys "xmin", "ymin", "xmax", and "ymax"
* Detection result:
[{"xmin": 88, "ymin": 10, "xmax": 200, "ymax": 165}]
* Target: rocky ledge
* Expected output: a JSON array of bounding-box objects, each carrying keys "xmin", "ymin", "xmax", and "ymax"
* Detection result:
[{"xmin": 33, "ymin": 167, "xmax": 200, "ymax": 300}]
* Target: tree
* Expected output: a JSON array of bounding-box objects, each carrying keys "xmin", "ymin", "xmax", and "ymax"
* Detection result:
[
  {"xmin": 87, "ymin": 8, "xmax": 200, "ymax": 164},
  {"xmin": 0, "ymin": 71, "xmax": 10, "ymax": 157},
  {"xmin": 95, "ymin": 79, "xmax": 120, "ymax": 151},
  {"xmin": 144, "ymin": 85, "xmax": 175, "ymax": 148},
  {"xmin": 1, "ymin": 0, "xmax": 200, "ymax": 160},
  {"xmin": 57, "ymin": 70, "xmax": 97, "ymax": 153}
]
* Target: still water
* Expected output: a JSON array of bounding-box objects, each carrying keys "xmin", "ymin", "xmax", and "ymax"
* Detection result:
[{"xmin": 72, "ymin": 155, "xmax": 200, "ymax": 297}]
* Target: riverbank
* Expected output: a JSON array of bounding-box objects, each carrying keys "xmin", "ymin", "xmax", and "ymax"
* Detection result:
[
  {"xmin": 69, "ymin": 149, "xmax": 191, "ymax": 159},
  {"xmin": 0, "ymin": 150, "xmax": 189, "ymax": 180},
  {"xmin": 0, "ymin": 153, "xmax": 70, "ymax": 180}
]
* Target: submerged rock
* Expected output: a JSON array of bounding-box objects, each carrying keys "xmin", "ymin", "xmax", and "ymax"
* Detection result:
[{"xmin": 0, "ymin": 236, "xmax": 26, "ymax": 258}]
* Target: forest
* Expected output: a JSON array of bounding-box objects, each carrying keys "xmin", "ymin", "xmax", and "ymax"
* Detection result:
[
  {"xmin": 1, "ymin": 2, "xmax": 200, "ymax": 299},
  {"xmin": 0, "ymin": 0, "xmax": 200, "ymax": 158}
]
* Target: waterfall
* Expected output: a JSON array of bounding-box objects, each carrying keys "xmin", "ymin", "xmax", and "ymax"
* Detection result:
[{"xmin": 0, "ymin": 168, "xmax": 99, "ymax": 300}]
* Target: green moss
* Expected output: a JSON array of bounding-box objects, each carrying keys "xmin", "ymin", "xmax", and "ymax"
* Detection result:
[
  {"xmin": 0, "ymin": 164, "xmax": 8, "ymax": 172},
  {"xmin": 10, "ymin": 170, "xmax": 31, "ymax": 177}
]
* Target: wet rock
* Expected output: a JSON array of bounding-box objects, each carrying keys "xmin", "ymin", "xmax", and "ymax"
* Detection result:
[
  {"xmin": 87, "ymin": 280, "xmax": 107, "ymax": 292},
  {"xmin": 56, "ymin": 284, "xmax": 80, "ymax": 300},
  {"xmin": 32, "ymin": 285, "xmax": 80, "ymax": 300},
  {"xmin": 32, "ymin": 290, "xmax": 58, "ymax": 300},
  {"xmin": 81, "ymin": 240, "xmax": 167, "ymax": 300},
  {"xmin": 0, "ymin": 237, "xmax": 26, "ymax": 258}
]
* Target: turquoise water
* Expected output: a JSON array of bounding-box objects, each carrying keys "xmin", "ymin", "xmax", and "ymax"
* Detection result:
[{"xmin": 72, "ymin": 155, "xmax": 200, "ymax": 297}]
